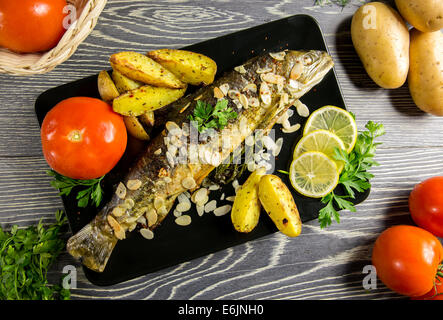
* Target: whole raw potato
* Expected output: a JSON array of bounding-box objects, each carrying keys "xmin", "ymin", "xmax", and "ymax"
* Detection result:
[
  {"xmin": 395, "ymin": 0, "xmax": 443, "ymax": 32},
  {"xmin": 351, "ymin": 2, "xmax": 410, "ymax": 89},
  {"xmin": 408, "ymin": 29, "xmax": 443, "ymax": 116}
]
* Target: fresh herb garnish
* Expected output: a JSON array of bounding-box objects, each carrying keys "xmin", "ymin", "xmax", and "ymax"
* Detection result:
[
  {"xmin": 47, "ymin": 170, "xmax": 104, "ymax": 208},
  {"xmin": 189, "ymin": 99, "xmax": 238, "ymax": 133},
  {"xmin": 318, "ymin": 121, "xmax": 385, "ymax": 228},
  {"xmin": 0, "ymin": 210, "xmax": 70, "ymax": 300}
]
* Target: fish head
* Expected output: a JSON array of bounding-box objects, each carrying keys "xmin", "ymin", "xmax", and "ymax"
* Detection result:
[{"xmin": 283, "ymin": 50, "xmax": 334, "ymax": 98}]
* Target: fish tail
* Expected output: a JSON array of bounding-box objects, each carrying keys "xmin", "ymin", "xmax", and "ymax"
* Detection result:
[{"xmin": 67, "ymin": 221, "xmax": 117, "ymax": 273}]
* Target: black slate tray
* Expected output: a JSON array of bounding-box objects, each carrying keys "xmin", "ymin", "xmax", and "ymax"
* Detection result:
[{"xmin": 35, "ymin": 14, "xmax": 370, "ymax": 286}]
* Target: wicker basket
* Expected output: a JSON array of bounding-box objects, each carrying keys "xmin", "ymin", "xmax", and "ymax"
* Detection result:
[{"xmin": 0, "ymin": 0, "xmax": 107, "ymax": 76}]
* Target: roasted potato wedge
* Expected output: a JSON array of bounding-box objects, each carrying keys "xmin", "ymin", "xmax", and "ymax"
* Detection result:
[
  {"xmin": 258, "ymin": 175, "xmax": 302, "ymax": 237},
  {"xmin": 97, "ymin": 70, "xmax": 120, "ymax": 102},
  {"xmin": 123, "ymin": 116, "xmax": 150, "ymax": 141},
  {"xmin": 139, "ymin": 111, "xmax": 155, "ymax": 127},
  {"xmin": 113, "ymin": 85, "xmax": 187, "ymax": 117},
  {"xmin": 231, "ymin": 168, "xmax": 266, "ymax": 233},
  {"xmin": 110, "ymin": 51, "xmax": 186, "ymax": 89},
  {"xmin": 147, "ymin": 49, "xmax": 217, "ymax": 86},
  {"xmin": 112, "ymin": 69, "xmax": 143, "ymax": 92}
]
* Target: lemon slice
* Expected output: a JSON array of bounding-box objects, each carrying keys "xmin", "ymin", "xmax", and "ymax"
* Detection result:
[
  {"xmin": 303, "ymin": 105, "xmax": 357, "ymax": 153},
  {"xmin": 289, "ymin": 151, "xmax": 339, "ymax": 198},
  {"xmin": 293, "ymin": 129, "xmax": 345, "ymax": 173}
]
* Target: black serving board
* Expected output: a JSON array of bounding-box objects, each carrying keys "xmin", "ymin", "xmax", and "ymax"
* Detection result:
[{"xmin": 35, "ymin": 14, "xmax": 370, "ymax": 286}]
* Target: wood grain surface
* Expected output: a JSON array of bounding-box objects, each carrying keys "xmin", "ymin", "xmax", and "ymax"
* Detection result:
[{"xmin": 0, "ymin": 0, "xmax": 442, "ymax": 300}]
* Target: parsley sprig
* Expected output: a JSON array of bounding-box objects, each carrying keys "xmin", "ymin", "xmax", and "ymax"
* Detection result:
[
  {"xmin": 318, "ymin": 121, "xmax": 385, "ymax": 228},
  {"xmin": 47, "ymin": 170, "xmax": 104, "ymax": 208},
  {"xmin": 0, "ymin": 210, "xmax": 70, "ymax": 300},
  {"xmin": 189, "ymin": 99, "xmax": 238, "ymax": 133}
]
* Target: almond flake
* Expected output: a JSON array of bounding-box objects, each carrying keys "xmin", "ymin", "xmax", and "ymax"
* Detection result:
[
  {"xmin": 214, "ymin": 205, "xmax": 232, "ymax": 217},
  {"xmin": 182, "ymin": 177, "xmax": 197, "ymax": 190},
  {"xmin": 107, "ymin": 215, "xmax": 125, "ymax": 240},
  {"xmin": 175, "ymin": 215, "xmax": 192, "ymax": 226},
  {"xmin": 127, "ymin": 179, "xmax": 142, "ymax": 191},
  {"xmin": 242, "ymin": 83, "xmax": 257, "ymax": 93},
  {"xmin": 112, "ymin": 206, "xmax": 125, "ymax": 217},
  {"xmin": 214, "ymin": 87, "xmax": 225, "ymax": 99},
  {"xmin": 140, "ymin": 228, "xmax": 154, "ymax": 240},
  {"xmin": 290, "ymin": 61, "xmax": 303, "ymax": 80},
  {"xmin": 146, "ymin": 209, "xmax": 158, "ymax": 227},
  {"xmin": 234, "ymin": 65, "xmax": 247, "ymax": 74},
  {"xmin": 219, "ymin": 83, "xmax": 230, "ymax": 95},
  {"xmin": 116, "ymin": 182, "xmax": 127, "ymax": 199},
  {"xmin": 269, "ymin": 51, "xmax": 286, "ymax": 61},
  {"xmin": 239, "ymin": 94, "xmax": 249, "ymax": 109}
]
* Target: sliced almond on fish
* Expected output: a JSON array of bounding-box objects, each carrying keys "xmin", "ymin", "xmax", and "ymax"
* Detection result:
[
  {"xmin": 154, "ymin": 148, "xmax": 162, "ymax": 156},
  {"xmin": 290, "ymin": 61, "xmax": 303, "ymax": 80},
  {"xmin": 116, "ymin": 182, "xmax": 127, "ymax": 199},
  {"xmin": 234, "ymin": 65, "xmax": 247, "ymax": 74},
  {"xmin": 127, "ymin": 179, "xmax": 142, "ymax": 191},
  {"xmin": 107, "ymin": 215, "xmax": 125, "ymax": 240},
  {"xmin": 259, "ymin": 82, "xmax": 272, "ymax": 106},
  {"xmin": 112, "ymin": 206, "xmax": 125, "ymax": 217},
  {"xmin": 196, "ymin": 205, "xmax": 205, "ymax": 217},
  {"xmin": 140, "ymin": 228, "xmax": 154, "ymax": 240},
  {"xmin": 261, "ymin": 73, "xmax": 285, "ymax": 85},
  {"xmin": 249, "ymin": 97, "xmax": 260, "ymax": 108},
  {"xmin": 269, "ymin": 51, "xmax": 286, "ymax": 61},
  {"xmin": 228, "ymin": 90, "xmax": 240, "ymax": 100},
  {"xmin": 180, "ymin": 102, "xmax": 191, "ymax": 114},
  {"xmin": 157, "ymin": 206, "xmax": 168, "ymax": 216},
  {"xmin": 146, "ymin": 209, "xmax": 158, "ymax": 227},
  {"xmin": 154, "ymin": 196, "xmax": 164, "ymax": 210},
  {"xmin": 242, "ymin": 83, "xmax": 257, "ymax": 93},
  {"xmin": 213, "ymin": 87, "xmax": 225, "ymax": 99},
  {"xmin": 239, "ymin": 94, "xmax": 249, "ymax": 109},
  {"xmin": 124, "ymin": 198, "xmax": 135, "ymax": 209},
  {"xmin": 219, "ymin": 84, "xmax": 230, "ymax": 95},
  {"xmin": 182, "ymin": 177, "xmax": 197, "ymax": 190},
  {"xmin": 256, "ymin": 66, "xmax": 273, "ymax": 74}
]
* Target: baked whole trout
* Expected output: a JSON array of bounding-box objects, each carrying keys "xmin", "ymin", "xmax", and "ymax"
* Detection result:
[{"xmin": 67, "ymin": 50, "xmax": 334, "ymax": 272}]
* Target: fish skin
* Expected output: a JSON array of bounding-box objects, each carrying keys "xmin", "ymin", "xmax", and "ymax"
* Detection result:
[{"xmin": 67, "ymin": 50, "xmax": 334, "ymax": 272}]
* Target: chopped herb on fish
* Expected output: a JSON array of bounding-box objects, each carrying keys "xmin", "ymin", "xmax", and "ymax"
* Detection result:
[{"xmin": 189, "ymin": 99, "xmax": 238, "ymax": 133}]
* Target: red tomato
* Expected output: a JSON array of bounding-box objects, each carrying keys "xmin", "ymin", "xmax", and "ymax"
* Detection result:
[
  {"xmin": 412, "ymin": 276, "xmax": 443, "ymax": 300},
  {"xmin": 372, "ymin": 225, "xmax": 443, "ymax": 297},
  {"xmin": 41, "ymin": 97, "xmax": 127, "ymax": 180},
  {"xmin": 0, "ymin": 0, "xmax": 67, "ymax": 53},
  {"xmin": 409, "ymin": 176, "xmax": 443, "ymax": 237}
]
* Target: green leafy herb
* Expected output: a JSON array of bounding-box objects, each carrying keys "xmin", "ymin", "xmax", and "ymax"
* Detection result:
[
  {"xmin": 189, "ymin": 99, "xmax": 238, "ymax": 133},
  {"xmin": 47, "ymin": 170, "xmax": 104, "ymax": 208},
  {"xmin": 318, "ymin": 121, "xmax": 385, "ymax": 228},
  {"xmin": 0, "ymin": 210, "xmax": 70, "ymax": 300}
]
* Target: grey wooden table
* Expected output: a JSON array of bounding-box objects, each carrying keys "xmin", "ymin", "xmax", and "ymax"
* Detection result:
[{"xmin": 1, "ymin": 0, "xmax": 441, "ymax": 300}]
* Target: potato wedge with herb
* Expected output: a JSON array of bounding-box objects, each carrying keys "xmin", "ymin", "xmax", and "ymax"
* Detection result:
[
  {"xmin": 258, "ymin": 175, "xmax": 302, "ymax": 237},
  {"xmin": 147, "ymin": 49, "xmax": 217, "ymax": 86},
  {"xmin": 111, "ymin": 69, "xmax": 143, "ymax": 92},
  {"xmin": 231, "ymin": 168, "xmax": 266, "ymax": 233},
  {"xmin": 112, "ymin": 85, "xmax": 187, "ymax": 117},
  {"xmin": 97, "ymin": 70, "xmax": 120, "ymax": 102},
  {"xmin": 110, "ymin": 51, "xmax": 186, "ymax": 89},
  {"xmin": 123, "ymin": 116, "xmax": 150, "ymax": 141}
]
